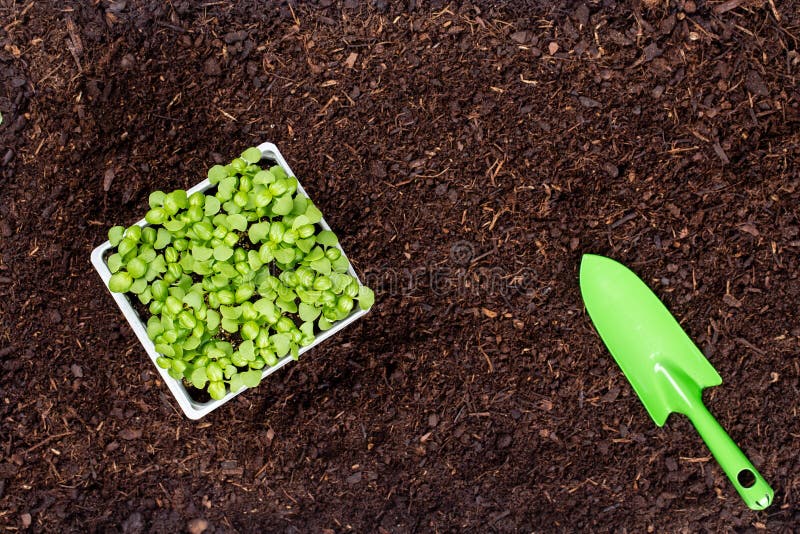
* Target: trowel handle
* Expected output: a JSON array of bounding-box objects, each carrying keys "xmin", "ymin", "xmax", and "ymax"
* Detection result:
[{"xmin": 687, "ymin": 402, "xmax": 773, "ymax": 510}]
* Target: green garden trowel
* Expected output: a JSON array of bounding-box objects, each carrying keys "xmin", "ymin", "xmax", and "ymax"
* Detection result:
[{"xmin": 579, "ymin": 254, "xmax": 773, "ymax": 510}]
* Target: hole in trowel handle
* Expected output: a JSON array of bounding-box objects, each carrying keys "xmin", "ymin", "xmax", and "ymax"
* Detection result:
[{"xmin": 737, "ymin": 469, "xmax": 756, "ymax": 488}]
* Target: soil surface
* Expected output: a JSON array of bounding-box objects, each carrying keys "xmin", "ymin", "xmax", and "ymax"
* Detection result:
[{"xmin": 1, "ymin": 1, "xmax": 800, "ymax": 532}]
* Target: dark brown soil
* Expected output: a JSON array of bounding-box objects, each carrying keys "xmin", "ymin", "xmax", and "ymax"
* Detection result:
[{"xmin": 2, "ymin": 1, "xmax": 799, "ymax": 532}]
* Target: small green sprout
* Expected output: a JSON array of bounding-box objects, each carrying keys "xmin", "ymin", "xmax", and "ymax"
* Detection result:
[{"xmin": 105, "ymin": 147, "xmax": 373, "ymax": 401}]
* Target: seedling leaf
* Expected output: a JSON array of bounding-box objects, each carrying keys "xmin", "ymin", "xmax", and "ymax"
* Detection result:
[
  {"xmin": 305, "ymin": 203, "xmax": 323, "ymax": 224},
  {"xmin": 271, "ymin": 333, "xmax": 291, "ymax": 357},
  {"xmin": 248, "ymin": 221, "xmax": 270, "ymax": 243},
  {"xmin": 239, "ymin": 339, "xmax": 256, "ymax": 361},
  {"xmin": 273, "ymin": 247, "xmax": 295, "ymax": 265},
  {"xmin": 154, "ymin": 228, "xmax": 171, "ymax": 249},
  {"xmin": 108, "ymin": 226, "xmax": 125, "ymax": 246},
  {"xmin": 208, "ymin": 165, "xmax": 228, "ymax": 184},
  {"xmin": 213, "ymin": 246, "xmax": 234, "ymax": 262},
  {"xmin": 149, "ymin": 191, "xmax": 166, "ymax": 208},
  {"xmin": 241, "ymin": 147, "xmax": 262, "ymax": 164},
  {"xmin": 221, "ymin": 317, "xmax": 239, "ymax": 333},
  {"xmin": 316, "ymin": 230, "xmax": 338, "ymax": 247},
  {"xmin": 204, "ymin": 196, "xmax": 221, "ymax": 216},
  {"xmin": 229, "ymin": 373, "xmax": 245, "ymax": 392},
  {"xmin": 191, "ymin": 245, "xmax": 213, "ymax": 262},
  {"xmin": 310, "ymin": 257, "xmax": 332, "ymax": 276},
  {"xmin": 227, "ymin": 213, "xmax": 248, "ymax": 232},
  {"xmin": 359, "ymin": 286, "xmax": 375, "ymax": 310},
  {"xmin": 299, "ymin": 302, "xmax": 321, "ymax": 322},
  {"xmin": 240, "ymin": 370, "xmax": 262, "ymax": 388},
  {"xmin": 191, "ymin": 367, "xmax": 208, "ymax": 388},
  {"xmin": 182, "ymin": 292, "xmax": 203, "ymax": 310}
]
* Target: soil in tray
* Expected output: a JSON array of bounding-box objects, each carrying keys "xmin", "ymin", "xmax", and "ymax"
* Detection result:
[{"xmin": 1, "ymin": 1, "xmax": 799, "ymax": 532}]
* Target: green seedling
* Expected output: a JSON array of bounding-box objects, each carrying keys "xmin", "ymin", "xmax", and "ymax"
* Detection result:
[{"xmin": 106, "ymin": 147, "xmax": 374, "ymax": 401}]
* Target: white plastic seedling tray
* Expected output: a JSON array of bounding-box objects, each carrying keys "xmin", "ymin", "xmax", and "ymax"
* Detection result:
[{"xmin": 91, "ymin": 142, "xmax": 370, "ymax": 419}]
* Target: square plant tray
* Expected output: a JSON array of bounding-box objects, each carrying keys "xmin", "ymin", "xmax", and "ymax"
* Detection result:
[{"xmin": 91, "ymin": 142, "xmax": 370, "ymax": 419}]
